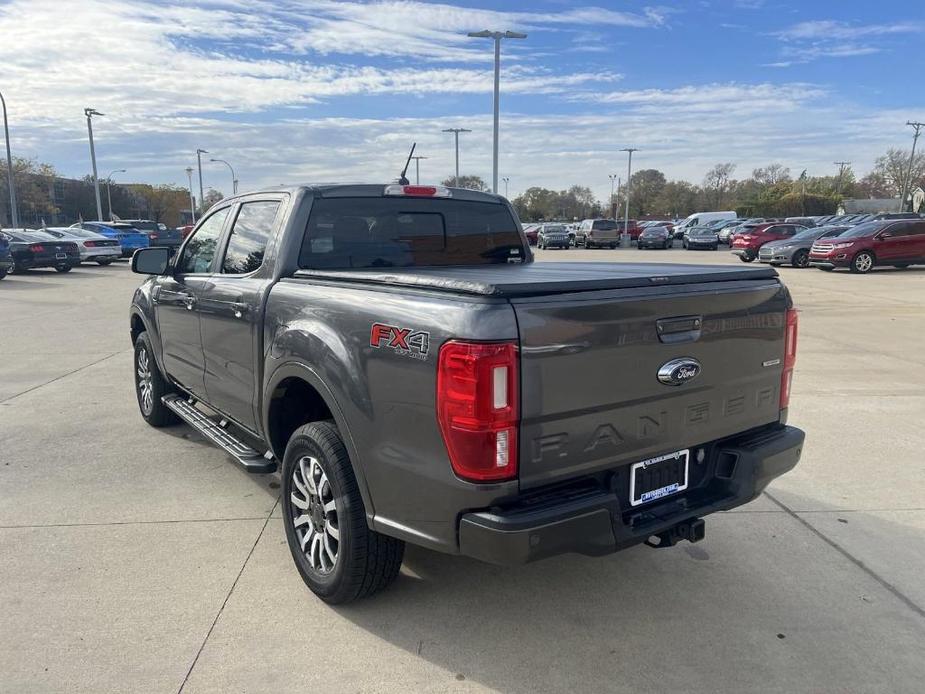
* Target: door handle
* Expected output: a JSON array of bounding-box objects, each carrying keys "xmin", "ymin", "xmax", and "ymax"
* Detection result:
[
  {"xmin": 184, "ymin": 295, "xmax": 197, "ymax": 310},
  {"xmin": 231, "ymin": 302, "xmax": 247, "ymax": 319}
]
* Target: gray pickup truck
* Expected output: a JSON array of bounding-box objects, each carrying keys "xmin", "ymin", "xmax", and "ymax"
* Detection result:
[{"xmin": 129, "ymin": 183, "xmax": 804, "ymax": 603}]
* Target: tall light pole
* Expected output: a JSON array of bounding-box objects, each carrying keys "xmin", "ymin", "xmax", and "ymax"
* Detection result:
[
  {"xmin": 105, "ymin": 168, "xmax": 126, "ymax": 221},
  {"xmin": 442, "ymin": 127, "xmax": 471, "ymax": 187},
  {"xmin": 899, "ymin": 121, "xmax": 923, "ymax": 212},
  {"xmin": 502, "ymin": 176, "xmax": 510, "ymax": 198},
  {"xmin": 621, "ymin": 148, "xmax": 638, "ymax": 245},
  {"xmin": 196, "ymin": 148, "xmax": 208, "ymax": 212},
  {"xmin": 210, "ymin": 157, "xmax": 237, "ymax": 195},
  {"xmin": 608, "ymin": 173, "xmax": 618, "ymax": 217},
  {"xmin": 467, "ymin": 30, "xmax": 527, "ymax": 194},
  {"xmin": 410, "ymin": 155, "xmax": 428, "ymax": 184},
  {"xmin": 1, "ymin": 90, "xmax": 18, "ymax": 228},
  {"xmin": 185, "ymin": 167, "xmax": 196, "ymax": 224},
  {"xmin": 84, "ymin": 108, "xmax": 104, "ymax": 221}
]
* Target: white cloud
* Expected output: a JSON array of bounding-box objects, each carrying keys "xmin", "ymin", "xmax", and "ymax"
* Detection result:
[{"xmin": 771, "ymin": 19, "xmax": 924, "ymax": 64}]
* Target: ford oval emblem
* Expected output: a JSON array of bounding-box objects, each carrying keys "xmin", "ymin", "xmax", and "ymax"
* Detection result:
[{"xmin": 657, "ymin": 357, "xmax": 702, "ymax": 386}]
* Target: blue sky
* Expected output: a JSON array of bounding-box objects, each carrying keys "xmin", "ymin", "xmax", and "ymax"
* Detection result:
[{"xmin": 0, "ymin": 0, "xmax": 922, "ymax": 202}]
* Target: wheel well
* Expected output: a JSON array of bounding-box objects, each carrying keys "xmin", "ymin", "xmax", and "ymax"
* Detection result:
[
  {"xmin": 267, "ymin": 377, "xmax": 333, "ymax": 459},
  {"xmin": 130, "ymin": 314, "xmax": 145, "ymax": 346}
]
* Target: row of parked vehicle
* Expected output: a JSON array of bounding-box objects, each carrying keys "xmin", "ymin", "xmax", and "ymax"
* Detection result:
[{"xmin": 0, "ymin": 219, "xmax": 185, "ymax": 278}]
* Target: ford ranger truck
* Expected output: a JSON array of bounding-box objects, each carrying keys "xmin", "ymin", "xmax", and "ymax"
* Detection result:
[{"xmin": 129, "ymin": 184, "xmax": 805, "ymax": 604}]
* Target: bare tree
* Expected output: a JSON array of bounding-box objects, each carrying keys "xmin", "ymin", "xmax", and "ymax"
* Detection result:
[{"xmin": 703, "ymin": 163, "xmax": 736, "ymax": 209}]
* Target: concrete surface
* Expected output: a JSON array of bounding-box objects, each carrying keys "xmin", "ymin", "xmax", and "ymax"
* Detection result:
[{"xmin": 1, "ymin": 249, "xmax": 923, "ymax": 693}]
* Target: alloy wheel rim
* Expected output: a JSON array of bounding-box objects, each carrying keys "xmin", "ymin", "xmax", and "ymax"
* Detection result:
[
  {"xmin": 136, "ymin": 347, "xmax": 153, "ymax": 414},
  {"xmin": 857, "ymin": 254, "xmax": 872, "ymax": 272},
  {"xmin": 290, "ymin": 455, "xmax": 340, "ymax": 574}
]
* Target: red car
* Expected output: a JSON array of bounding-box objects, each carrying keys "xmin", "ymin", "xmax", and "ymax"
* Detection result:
[
  {"xmin": 730, "ymin": 222, "xmax": 806, "ymax": 262},
  {"xmin": 809, "ymin": 218, "xmax": 925, "ymax": 273},
  {"xmin": 522, "ymin": 224, "xmax": 540, "ymax": 246}
]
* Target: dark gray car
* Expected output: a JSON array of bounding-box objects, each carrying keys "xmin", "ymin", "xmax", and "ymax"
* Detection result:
[
  {"xmin": 759, "ymin": 225, "xmax": 849, "ymax": 268},
  {"xmin": 128, "ymin": 183, "xmax": 805, "ymax": 603}
]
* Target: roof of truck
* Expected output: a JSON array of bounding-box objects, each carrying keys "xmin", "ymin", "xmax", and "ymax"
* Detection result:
[{"xmin": 222, "ymin": 183, "xmax": 505, "ymax": 204}]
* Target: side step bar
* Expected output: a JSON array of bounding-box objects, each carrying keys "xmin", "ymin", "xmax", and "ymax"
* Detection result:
[{"xmin": 162, "ymin": 395, "xmax": 277, "ymax": 473}]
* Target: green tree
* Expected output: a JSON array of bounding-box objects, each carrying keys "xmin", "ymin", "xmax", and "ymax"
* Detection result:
[
  {"xmin": 624, "ymin": 169, "xmax": 666, "ymax": 216},
  {"xmin": 0, "ymin": 157, "xmax": 58, "ymax": 226}
]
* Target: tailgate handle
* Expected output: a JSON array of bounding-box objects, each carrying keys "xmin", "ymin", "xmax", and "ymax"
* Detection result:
[{"xmin": 656, "ymin": 316, "xmax": 702, "ymax": 344}]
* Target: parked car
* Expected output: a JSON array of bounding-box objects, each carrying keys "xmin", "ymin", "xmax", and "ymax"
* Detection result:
[
  {"xmin": 522, "ymin": 224, "xmax": 540, "ymax": 246},
  {"xmin": 616, "ymin": 219, "xmax": 643, "ymax": 241},
  {"xmin": 809, "ymin": 218, "xmax": 925, "ymax": 273},
  {"xmin": 121, "ymin": 219, "xmax": 183, "ymax": 249},
  {"xmin": 177, "ymin": 225, "xmax": 195, "ymax": 240},
  {"xmin": 637, "ymin": 225, "xmax": 673, "ymax": 249},
  {"xmin": 784, "ymin": 217, "xmax": 817, "ymax": 228},
  {"xmin": 0, "ymin": 232, "xmax": 12, "ymax": 279},
  {"xmin": 1, "ymin": 229, "xmax": 81, "ymax": 273},
  {"xmin": 758, "ymin": 226, "xmax": 849, "ymax": 268},
  {"xmin": 684, "ymin": 227, "xmax": 719, "ymax": 250},
  {"xmin": 41, "ymin": 227, "xmax": 122, "ymax": 265},
  {"xmin": 71, "ymin": 221, "xmax": 149, "ymax": 256},
  {"xmin": 711, "ymin": 220, "xmax": 742, "ymax": 244},
  {"xmin": 731, "ymin": 223, "xmax": 807, "ymax": 262},
  {"xmin": 673, "ymin": 211, "xmax": 737, "ymax": 238},
  {"xmin": 577, "ymin": 218, "xmax": 620, "ymax": 248},
  {"xmin": 869, "ymin": 212, "xmax": 923, "ymax": 221},
  {"xmin": 536, "ymin": 223, "xmax": 570, "ymax": 250},
  {"xmin": 129, "ymin": 182, "xmax": 804, "ymax": 603}
]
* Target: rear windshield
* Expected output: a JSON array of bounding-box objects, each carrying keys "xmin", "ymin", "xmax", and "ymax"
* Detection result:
[
  {"xmin": 128, "ymin": 221, "xmax": 156, "ymax": 231},
  {"xmin": 592, "ymin": 220, "xmax": 617, "ymax": 231},
  {"xmin": 298, "ymin": 197, "xmax": 525, "ymax": 269}
]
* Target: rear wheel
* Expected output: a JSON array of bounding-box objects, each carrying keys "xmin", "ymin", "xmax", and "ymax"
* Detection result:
[
  {"xmin": 97, "ymin": 258, "xmax": 114, "ymax": 266},
  {"xmin": 55, "ymin": 264, "xmax": 72, "ymax": 273},
  {"xmin": 133, "ymin": 332, "xmax": 180, "ymax": 427},
  {"xmin": 282, "ymin": 421, "xmax": 404, "ymax": 604},
  {"xmin": 739, "ymin": 253, "xmax": 754, "ymax": 262},
  {"xmin": 850, "ymin": 251, "xmax": 874, "ymax": 274},
  {"xmin": 8, "ymin": 259, "xmax": 21, "ymax": 274},
  {"xmin": 791, "ymin": 250, "xmax": 810, "ymax": 268}
]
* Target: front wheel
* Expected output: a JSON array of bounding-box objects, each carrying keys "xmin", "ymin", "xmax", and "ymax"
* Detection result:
[
  {"xmin": 739, "ymin": 251, "xmax": 755, "ymax": 262},
  {"xmin": 55, "ymin": 264, "xmax": 72, "ymax": 273},
  {"xmin": 97, "ymin": 258, "xmax": 114, "ymax": 266},
  {"xmin": 791, "ymin": 250, "xmax": 810, "ymax": 268},
  {"xmin": 850, "ymin": 251, "xmax": 875, "ymax": 274},
  {"xmin": 133, "ymin": 332, "xmax": 180, "ymax": 427},
  {"xmin": 283, "ymin": 421, "xmax": 404, "ymax": 604}
]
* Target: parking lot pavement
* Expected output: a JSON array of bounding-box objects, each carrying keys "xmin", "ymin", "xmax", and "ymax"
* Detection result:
[{"xmin": 2, "ymin": 253, "xmax": 924, "ymax": 693}]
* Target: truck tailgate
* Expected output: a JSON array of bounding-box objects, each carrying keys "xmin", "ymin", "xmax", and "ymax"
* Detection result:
[{"xmin": 513, "ymin": 279, "xmax": 788, "ymax": 488}]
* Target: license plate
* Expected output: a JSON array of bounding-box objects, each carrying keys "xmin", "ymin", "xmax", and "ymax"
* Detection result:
[
  {"xmin": 629, "ymin": 449, "xmax": 689, "ymax": 507},
  {"xmin": 55, "ymin": 253, "xmax": 67, "ymax": 259}
]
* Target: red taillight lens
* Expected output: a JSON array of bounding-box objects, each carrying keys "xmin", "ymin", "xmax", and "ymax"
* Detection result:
[
  {"xmin": 30, "ymin": 244, "xmax": 45, "ymax": 252},
  {"xmin": 149, "ymin": 233, "xmax": 158, "ymax": 240},
  {"xmin": 780, "ymin": 308, "xmax": 798, "ymax": 409},
  {"xmin": 437, "ymin": 340, "xmax": 519, "ymax": 482},
  {"xmin": 84, "ymin": 240, "xmax": 97, "ymax": 247}
]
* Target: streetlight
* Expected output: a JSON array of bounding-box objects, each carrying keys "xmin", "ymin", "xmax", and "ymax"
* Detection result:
[
  {"xmin": 84, "ymin": 107, "xmax": 104, "ymax": 221},
  {"xmin": 1, "ymin": 90, "xmax": 18, "ymax": 228},
  {"xmin": 210, "ymin": 157, "xmax": 238, "ymax": 195},
  {"xmin": 442, "ymin": 127, "xmax": 471, "ymax": 187},
  {"xmin": 466, "ymin": 29, "xmax": 527, "ymax": 194},
  {"xmin": 502, "ymin": 176, "xmax": 510, "ymax": 198},
  {"xmin": 620, "ymin": 148, "xmax": 638, "ymax": 246},
  {"xmin": 185, "ymin": 167, "xmax": 196, "ymax": 224},
  {"xmin": 105, "ymin": 168, "xmax": 126, "ymax": 221},
  {"xmin": 410, "ymin": 155, "xmax": 428, "ymax": 184},
  {"xmin": 196, "ymin": 148, "xmax": 208, "ymax": 212}
]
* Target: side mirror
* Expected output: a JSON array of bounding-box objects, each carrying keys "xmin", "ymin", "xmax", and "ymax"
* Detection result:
[{"xmin": 132, "ymin": 246, "xmax": 171, "ymax": 275}]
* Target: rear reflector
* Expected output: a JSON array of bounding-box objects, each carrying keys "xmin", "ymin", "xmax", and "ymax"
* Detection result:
[
  {"xmin": 384, "ymin": 184, "xmax": 451, "ymax": 198},
  {"xmin": 437, "ymin": 340, "xmax": 518, "ymax": 482},
  {"xmin": 780, "ymin": 307, "xmax": 798, "ymax": 409}
]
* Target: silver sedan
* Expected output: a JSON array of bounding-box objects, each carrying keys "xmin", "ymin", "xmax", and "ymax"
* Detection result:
[
  {"xmin": 758, "ymin": 226, "xmax": 849, "ymax": 268},
  {"xmin": 40, "ymin": 228, "xmax": 123, "ymax": 264}
]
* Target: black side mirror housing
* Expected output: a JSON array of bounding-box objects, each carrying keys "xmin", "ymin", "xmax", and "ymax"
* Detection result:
[{"xmin": 132, "ymin": 246, "xmax": 171, "ymax": 275}]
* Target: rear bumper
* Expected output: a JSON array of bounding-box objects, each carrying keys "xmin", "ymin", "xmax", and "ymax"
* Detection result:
[
  {"xmin": 730, "ymin": 248, "xmax": 755, "ymax": 257},
  {"xmin": 81, "ymin": 248, "xmax": 122, "ymax": 260},
  {"xmin": 458, "ymin": 425, "xmax": 804, "ymax": 565}
]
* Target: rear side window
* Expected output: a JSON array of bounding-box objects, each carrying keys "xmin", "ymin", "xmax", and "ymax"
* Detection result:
[
  {"xmin": 299, "ymin": 197, "xmax": 524, "ymax": 269},
  {"xmin": 222, "ymin": 200, "xmax": 281, "ymax": 274}
]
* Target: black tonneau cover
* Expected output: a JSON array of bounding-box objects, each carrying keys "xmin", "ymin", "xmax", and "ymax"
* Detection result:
[{"xmin": 292, "ymin": 262, "xmax": 779, "ymax": 297}]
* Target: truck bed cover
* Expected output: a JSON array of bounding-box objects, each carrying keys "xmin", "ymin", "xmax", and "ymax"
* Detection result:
[{"xmin": 293, "ymin": 262, "xmax": 779, "ymax": 297}]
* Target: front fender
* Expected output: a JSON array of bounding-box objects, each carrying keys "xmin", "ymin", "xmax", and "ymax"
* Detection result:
[{"xmin": 130, "ymin": 283, "xmax": 166, "ymax": 376}]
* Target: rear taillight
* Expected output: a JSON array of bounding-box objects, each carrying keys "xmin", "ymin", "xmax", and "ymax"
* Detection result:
[
  {"xmin": 149, "ymin": 233, "xmax": 158, "ymax": 240},
  {"xmin": 436, "ymin": 340, "xmax": 519, "ymax": 482},
  {"xmin": 84, "ymin": 240, "xmax": 97, "ymax": 247},
  {"xmin": 30, "ymin": 244, "xmax": 45, "ymax": 252},
  {"xmin": 780, "ymin": 308, "xmax": 798, "ymax": 409}
]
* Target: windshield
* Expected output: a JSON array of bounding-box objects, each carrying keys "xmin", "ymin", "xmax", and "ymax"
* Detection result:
[
  {"xmin": 544, "ymin": 225, "xmax": 567, "ymax": 233},
  {"xmin": 836, "ymin": 221, "xmax": 884, "ymax": 239},
  {"xmin": 793, "ymin": 226, "xmax": 845, "ymax": 241},
  {"xmin": 299, "ymin": 196, "xmax": 525, "ymax": 269}
]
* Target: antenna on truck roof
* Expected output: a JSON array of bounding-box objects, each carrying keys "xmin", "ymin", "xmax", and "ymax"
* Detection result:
[{"xmin": 398, "ymin": 142, "xmax": 416, "ymax": 185}]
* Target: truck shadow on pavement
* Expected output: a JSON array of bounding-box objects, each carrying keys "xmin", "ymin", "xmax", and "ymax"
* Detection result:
[{"xmin": 330, "ymin": 492, "xmax": 925, "ymax": 694}]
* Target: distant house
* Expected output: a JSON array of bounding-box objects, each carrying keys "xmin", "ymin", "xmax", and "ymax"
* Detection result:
[{"xmin": 837, "ymin": 198, "xmax": 902, "ymax": 215}]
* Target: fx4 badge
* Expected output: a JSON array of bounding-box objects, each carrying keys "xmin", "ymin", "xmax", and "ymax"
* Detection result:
[{"xmin": 370, "ymin": 323, "xmax": 430, "ymax": 361}]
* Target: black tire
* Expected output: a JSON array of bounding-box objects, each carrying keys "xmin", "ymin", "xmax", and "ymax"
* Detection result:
[
  {"xmin": 0, "ymin": 269, "xmax": 6, "ymax": 280},
  {"xmin": 850, "ymin": 251, "xmax": 875, "ymax": 274},
  {"xmin": 791, "ymin": 250, "xmax": 810, "ymax": 268},
  {"xmin": 663, "ymin": 241, "xmax": 670, "ymax": 249},
  {"xmin": 8, "ymin": 259, "xmax": 22, "ymax": 274},
  {"xmin": 55, "ymin": 264, "xmax": 72, "ymax": 273},
  {"xmin": 282, "ymin": 421, "xmax": 404, "ymax": 604},
  {"xmin": 133, "ymin": 332, "xmax": 180, "ymax": 427},
  {"xmin": 739, "ymin": 252, "xmax": 755, "ymax": 263},
  {"xmin": 97, "ymin": 258, "xmax": 114, "ymax": 266}
]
